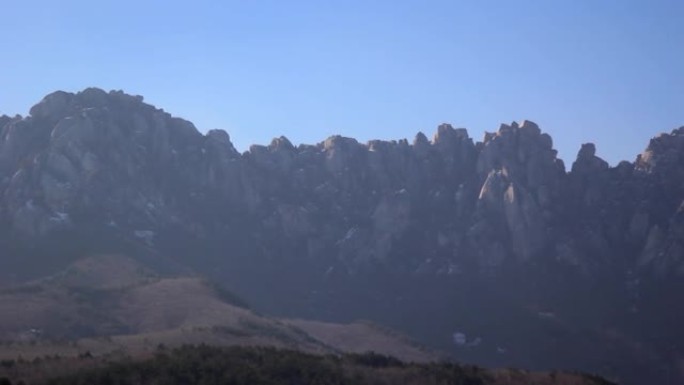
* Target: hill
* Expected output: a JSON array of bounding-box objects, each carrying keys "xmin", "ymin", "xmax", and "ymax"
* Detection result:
[{"xmin": 0, "ymin": 255, "xmax": 438, "ymax": 365}]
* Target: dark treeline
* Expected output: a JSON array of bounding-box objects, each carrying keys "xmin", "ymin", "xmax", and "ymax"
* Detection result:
[{"xmin": 0, "ymin": 345, "xmax": 616, "ymax": 385}]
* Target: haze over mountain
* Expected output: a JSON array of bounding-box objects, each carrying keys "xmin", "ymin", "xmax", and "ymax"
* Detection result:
[{"xmin": 1, "ymin": 88, "xmax": 683, "ymax": 384}]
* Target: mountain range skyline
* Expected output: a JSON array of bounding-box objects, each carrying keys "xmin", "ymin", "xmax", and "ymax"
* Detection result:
[
  {"xmin": 3, "ymin": 87, "xmax": 680, "ymax": 168},
  {"xmin": 2, "ymin": 1, "xmax": 683, "ymax": 166}
]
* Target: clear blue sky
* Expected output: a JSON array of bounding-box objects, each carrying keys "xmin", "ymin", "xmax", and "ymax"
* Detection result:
[{"xmin": 1, "ymin": 0, "xmax": 682, "ymax": 165}]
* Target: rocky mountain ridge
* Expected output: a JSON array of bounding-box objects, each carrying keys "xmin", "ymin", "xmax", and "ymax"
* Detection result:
[
  {"xmin": 1, "ymin": 88, "xmax": 683, "ymax": 384},
  {"xmin": 1, "ymin": 88, "xmax": 682, "ymax": 276}
]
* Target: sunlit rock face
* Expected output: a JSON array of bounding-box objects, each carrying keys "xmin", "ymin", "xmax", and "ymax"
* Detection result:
[{"xmin": 1, "ymin": 88, "xmax": 683, "ymax": 385}]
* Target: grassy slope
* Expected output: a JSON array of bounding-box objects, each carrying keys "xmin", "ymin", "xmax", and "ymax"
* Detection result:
[{"xmin": 0, "ymin": 255, "xmax": 440, "ymax": 365}]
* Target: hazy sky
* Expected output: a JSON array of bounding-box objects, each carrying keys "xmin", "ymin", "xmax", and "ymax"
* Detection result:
[{"xmin": 1, "ymin": 0, "xmax": 682, "ymax": 165}]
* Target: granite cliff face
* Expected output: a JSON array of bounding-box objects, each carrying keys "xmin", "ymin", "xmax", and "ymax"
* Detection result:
[{"xmin": 1, "ymin": 89, "xmax": 683, "ymax": 383}]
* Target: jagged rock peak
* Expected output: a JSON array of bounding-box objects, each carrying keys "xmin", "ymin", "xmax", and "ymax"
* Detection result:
[
  {"xmin": 368, "ymin": 138, "xmax": 407, "ymax": 152},
  {"xmin": 206, "ymin": 129, "xmax": 239, "ymax": 156},
  {"xmin": 483, "ymin": 120, "xmax": 543, "ymax": 142},
  {"xmin": 206, "ymin": 129, "xmax": 231, "ymax": 144},
  {"xmin": 498, "ymin": 122, "xmax": 515, "ymax": 132},
  {"xmin": 411, "ymin": 131, "xmax": 431, "ymax": 158},
  {"xmin": 78, "ymin": 87, "xmax": 113, "ymax": 107},
  {"xmin": 323, "ymin": 135, "xmax": 361, "ymax": 150},
  {"xmin": 412, "ymin": 132, "xmax": 429, "ymax": 146},
  {"xmin": 24, "ymin": 88, "xmax": 212, "ymax": 144},
  {"xmin": 29, "ymin": 90, "xmax": 73, "ymax": 120},
  {"xmin": 519, "ymin": 120, "xmax": 541, "ymax": 136},
  {"xmin": 476, "ymin": 119, "xmax": 562, "ymax": 181},
  {"xmin": 28, "ymin": 88, "xmax": 150, "ymax": 120},
  {"xmin": 0, "ymin": 115, "xmax": 12, "ymax": 128},
  {"xmin": 571, "ymin": 143, "xmax": 608, "ymax": 174},
  {"xmin": 269, "ymin": 136, "xmax": 295, "ymax": 152},
  {"xmin": 432, "ymin": 123, "xmax": 470, "ymax": 144},
  {"xmin": 636, "ymin": 126, "xmax": 684, "ymax": 172},
  {"xmin": 578, "ymin": 143, "xmax": 597, "ymax": 158}
]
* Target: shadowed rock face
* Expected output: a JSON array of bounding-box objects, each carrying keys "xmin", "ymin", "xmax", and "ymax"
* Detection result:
[{"xmin": 1, "ymin": 88, "xmax": 683, "ymax": 384}]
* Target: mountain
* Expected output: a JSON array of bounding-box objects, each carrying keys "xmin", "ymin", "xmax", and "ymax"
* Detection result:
[{"xmin": 1, "ymin": 88, "xmax": 683, "ymax": 383}]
